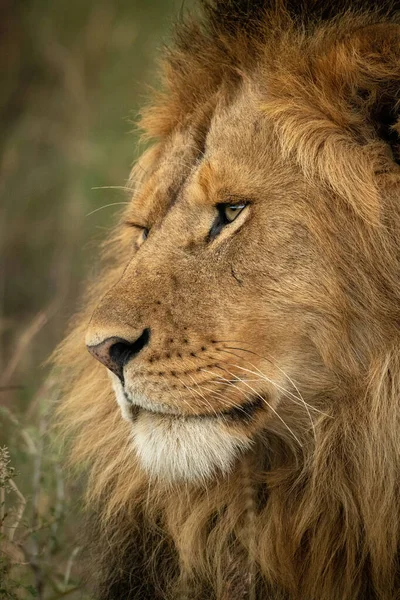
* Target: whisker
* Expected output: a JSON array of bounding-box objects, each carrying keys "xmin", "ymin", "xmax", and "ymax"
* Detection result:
[
  {"xmin": 223, "ymin": 343, "xmax": 308, "ymax": 400},
  {"xmin": 186, "ymin": 374, "xmax": 221, "ymax": 416},
  {"xmin": 213, "ymin": 350, "xmax": 305, "ymax": 405},
  {"xmin": 91, "ymin": 185, "xmax": 135, "ymax": 193},
  {"xmin": 215, "ymin": 340, "xmax": 328, "ymax": 405},
  {"xmin": 178, "ymin": 372, "xmax": 254, "ymax": 423},
  {"xmin": 220, "ymin": 348, "xmax": 316, "ymax": 437},
  {"xmin": 223, "ymin": 357, "xmax": 316, "ymax": 440},
  {"xmin": 86, "ymin": 202, "xmax": 130, "ymax": 217},
  {"xmin": 203, "ymin": 367, "xmax": 303, "ymax": 445},
  {"xmin": 217, "ymin": 347, "xmax": 329, "ymax": 419},
  {"xmin": 176, "ymin": 377, "xmax": 219, "ymax": 419},
  {"xmin": 222, "ymin": 367, "xmax": 303, "ymax": 446},
  {"xmin": 204, "ymin": 362, "xmax": 318, "ymax": 441},
  {"xmin": 193, "ymin": 382, "xmax": 258, "ymax": 420},
  {"xmin": 186, "ymin": 374, "xmax": 246, "ymax": 425},
  {"xmin": 167, "ymin": 379, "xmax": 197, "ymax": 415},
  {"xmin": 234, "ymin": 352, "xmax": 318, "ymax": 436}
]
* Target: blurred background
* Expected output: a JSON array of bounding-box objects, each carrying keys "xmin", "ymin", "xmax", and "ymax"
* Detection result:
[{"xmin": 0, "ymin": 0, "xmax": 184, "ymax": 597}]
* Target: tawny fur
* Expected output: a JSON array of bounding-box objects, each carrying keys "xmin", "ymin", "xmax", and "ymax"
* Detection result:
[{"xmin": 54, "ymin": 1, "xmax": 400, "ymax": 598}]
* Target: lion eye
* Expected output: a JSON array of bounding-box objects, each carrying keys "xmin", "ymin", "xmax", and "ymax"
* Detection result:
[
  {"xmin": 221, "ymin": 203, "xmax": 247, "ymax": 223},
  {"xmin": 137, "ymin": 228, "xmax": 149, "ymax": 248},
  {"xmin": 208, "ymin": 202, "xmax": 248, "ymax": 241}
]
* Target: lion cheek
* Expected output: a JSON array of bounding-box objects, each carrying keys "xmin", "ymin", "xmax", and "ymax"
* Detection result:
[{"xmin": 130, "ymin": 411, "xmax": 253, "ymax": 483}]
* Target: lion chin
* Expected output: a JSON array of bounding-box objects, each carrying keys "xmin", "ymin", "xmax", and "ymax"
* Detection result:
[{"xmin": 111, "ymin": 374, "xmax": 252, "ymax": 483}]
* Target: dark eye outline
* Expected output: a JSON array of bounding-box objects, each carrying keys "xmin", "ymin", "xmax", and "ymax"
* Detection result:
[
  {"xmin": 136, "ymin": 227, "xmax": 149, "ymax": 248},
  {"xmin": 208, "ymin": 202, "xmax": 248, "ymax": 241},
  {"xmin": 124, "ymin": 220, "xmax": 150, "ymax": 248}
]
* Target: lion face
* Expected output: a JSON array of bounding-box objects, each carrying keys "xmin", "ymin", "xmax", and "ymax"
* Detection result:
[{"xmin": 85, "ymin": 84, "xmax": 336, "ymax": 482}]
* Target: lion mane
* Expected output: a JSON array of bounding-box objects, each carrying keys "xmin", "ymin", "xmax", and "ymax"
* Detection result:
[{"xmin": 54, "ymin": 1, "xmax": 400, "ymax": 598}]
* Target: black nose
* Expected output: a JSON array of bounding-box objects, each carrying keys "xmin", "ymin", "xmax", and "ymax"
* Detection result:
[{"xmin": 87, "ymin": 328, "xmax": 151, "ymax": 380}]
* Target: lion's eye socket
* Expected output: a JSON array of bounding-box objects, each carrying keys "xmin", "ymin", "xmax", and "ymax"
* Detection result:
[
  {"xmin": 221, "ymin": 203, "xmax": 247, "ymax": 223},
  {"xmin": 137, "ymin": 228, "xmax": 149, "ymax": 248},
  {"xmin": 208, "ymin": 202, "xmax": 248, "ymax": 241}
]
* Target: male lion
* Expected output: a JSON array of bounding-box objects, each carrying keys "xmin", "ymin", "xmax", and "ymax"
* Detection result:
[{"xmin": 55, "ymin": 0, "xmax": 400, "ymax": 598}]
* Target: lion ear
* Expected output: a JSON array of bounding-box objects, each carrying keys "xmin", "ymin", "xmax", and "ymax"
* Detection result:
[{"xmin": 323, "ymin": 23, "xmax": 400, "ymax": 164}]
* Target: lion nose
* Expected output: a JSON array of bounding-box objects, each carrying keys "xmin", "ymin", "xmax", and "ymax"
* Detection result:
[{"xmin": 86, "ymin": 328, "xmax": 151, "ymax": 380}]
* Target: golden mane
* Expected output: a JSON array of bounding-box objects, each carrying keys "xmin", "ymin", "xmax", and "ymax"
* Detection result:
[{"xmin": 54, "ymin": 1, "xmax": 400, "ymax": 598}]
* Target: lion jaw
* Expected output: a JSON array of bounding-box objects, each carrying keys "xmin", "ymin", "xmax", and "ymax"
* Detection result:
[
  {"xmin": 110, "ymin": 373, "xmax": 252, "ymax": 483},
  {"xmin": 131, "ymin": 411, "xmax": 253, "ymax": 483}
]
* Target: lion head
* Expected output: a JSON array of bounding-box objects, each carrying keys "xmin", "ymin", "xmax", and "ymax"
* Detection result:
[{"xmin": 55, "ymin": 1, "xmax": 400, "ymax": 598}]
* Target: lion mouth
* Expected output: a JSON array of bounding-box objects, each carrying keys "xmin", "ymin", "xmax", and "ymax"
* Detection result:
[
  {"xmin": 200, "ymin": 395, "xmax": 264, "ymax": 421},
  {"xmin": 124, "ymin": 388, "xmax": 264, "ymax": 422}
]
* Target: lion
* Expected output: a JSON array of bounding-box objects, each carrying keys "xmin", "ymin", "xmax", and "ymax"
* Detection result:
[{"xmin": 53, "ymin": 0, "xmax": 400, "ymax": 598}]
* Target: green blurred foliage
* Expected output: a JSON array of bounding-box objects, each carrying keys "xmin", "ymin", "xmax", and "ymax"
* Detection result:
[{"xmin": 0, "ymin": 0, "xmax": 184, "ymax": 597}]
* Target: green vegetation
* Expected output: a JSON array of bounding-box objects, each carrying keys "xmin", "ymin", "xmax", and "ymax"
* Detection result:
[{"xmin": 0, "ymin": 0, "xmax": 182, "ymax": 596}]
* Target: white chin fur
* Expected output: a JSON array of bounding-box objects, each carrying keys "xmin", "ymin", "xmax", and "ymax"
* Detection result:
[
  {"xmin": 131, "ymin": 410, "xmax": 252, "ymax": 483},
  {"xmin": 109, "ymin": 372, "xmax": 252, "ymax": 483}
]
